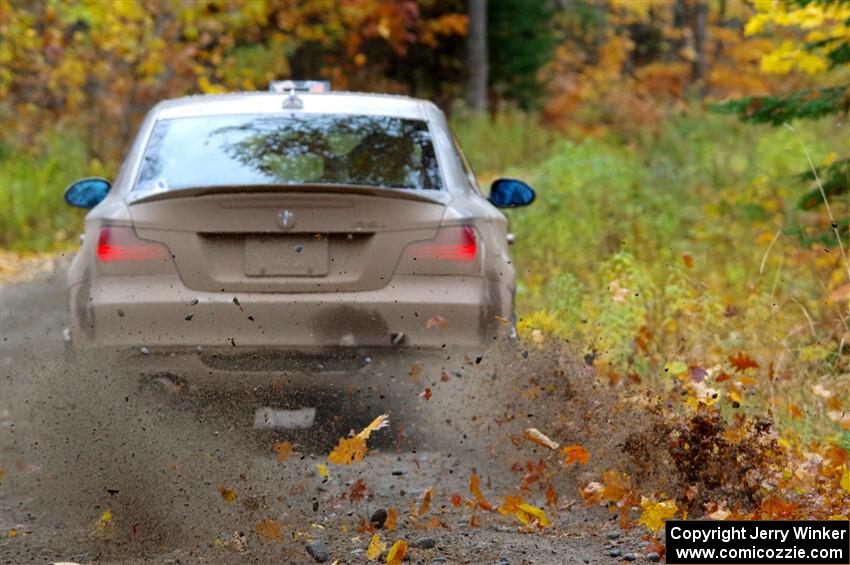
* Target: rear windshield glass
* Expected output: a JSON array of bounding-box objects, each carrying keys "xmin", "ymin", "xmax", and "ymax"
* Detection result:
[{"xmin": 134, "ymin": 113, "xmax": 442, "ymax": 193}]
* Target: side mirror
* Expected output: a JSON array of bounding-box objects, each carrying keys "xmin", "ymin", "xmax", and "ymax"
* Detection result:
[
  {"xmin": 488, "ymin": 178, "xmax": 535, "ymax": 208},
  {"xmin": 64, "ymin": 177, "xmax": 111, "ymax": 209}
]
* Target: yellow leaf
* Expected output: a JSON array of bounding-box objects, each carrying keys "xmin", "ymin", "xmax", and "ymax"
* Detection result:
[
  {"xmin": 328, "ymin": 436, "xmax": 367, "ymax": 465},
  {"xmin": 386, "ymin": 540, "xmax": 408, "ymax": 565},
  {"xmin": 517, "ymin": 503, "xmax": 550, "ymax": 528},
  {"xmin": 728, "ymin": 390, "xmax": 743, "ymax": 405},
  {"xmin": 7, "ymin": 529, "xmax": 17, "ymax": 538},
  {"xmin": 316, "ymin": 463, "xmax": 329, "ymax": 479},
  {"xmin": 666, "ymin": 361, "xmax": 688, "ymax": 375},
  {"xmin": 523, "ymin": 428, "xmax": 559, "ymax": 450},
  {"xmin": 639, "ymin": 497, "xmax": 677, "ymax": 533},
  {"xmin": 94, "ymin": 509, "xmax": 113, "ymax": 535},
  {"xmin": 368, "ymin": 533, "xmax": 386, "ymax": 560},
  {"xmin": 841, "ymin": 467, "xmax": 850, "ymax": 494},
  {"xmin": 219, "ymin": 484, "xmax": 237, "ymax": 503},
  {"xmin": 329, "ymin": 414, "xmax": 390, "ymax": 465}
]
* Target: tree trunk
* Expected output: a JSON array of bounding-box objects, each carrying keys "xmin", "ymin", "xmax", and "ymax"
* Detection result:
[
  {"xmin": 691, "ymin": 0, "xmax": 708, "ymax": 96},
  {"xmin": 465, "ymin": 0, "xmax": 488, "ymax": 112}
]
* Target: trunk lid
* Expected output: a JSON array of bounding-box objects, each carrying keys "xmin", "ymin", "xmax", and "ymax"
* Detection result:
[{"xmin": 129, "ymin": 187, "xmax": 446, "ymax": 292}]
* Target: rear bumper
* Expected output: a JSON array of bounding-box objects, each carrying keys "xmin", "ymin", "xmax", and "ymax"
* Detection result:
[{"xmin": 69, "ymin": 274, "xmax": 508, "ymax": 352}]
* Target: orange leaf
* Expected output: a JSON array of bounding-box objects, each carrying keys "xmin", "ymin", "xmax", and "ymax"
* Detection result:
[
  {"xmin": 426, "ymin": 315, "xmax": 448, "ymax": 329},
  {"xmin": 450, "ymin": 493, "xmax": 462, "ymax": 508},
  {"xmin": 729, "ymin": 353, "xmax": 759, "ymax": 372},
  {"xmin": 418, "ymin": 487, "xmax": 433, "ymax": 516},
  {"xmin": 273, "ymin": 441, "xmax": 293, "ymax": 462},
  {"xmin": 682, "ymin": 254, "xmax": 694, "ymax": 269},
  {"xmin": 561, "ymin": 444, "xmax": 590, "ymax": 465},
  {"xmin": 255, "ymin": 518, "xmax": 282, "ymax": 542},
  {"xmin": 350, "ymin": 478, "xmax": 367, "ymax": 501},
  {"xmin": 469, "ymin": 472, "xmax": 494, "ymax": 511},
  {"xmin": 385, "ymin": 507, "xmax": 397, "ymax": 530},
  {"xmin": 419, "ymin": 387, "xmax": 432, "ymax": 400},
  {"xmin": 788, "ymin": 404, "xmax": 803, "ymax": 419},
  {"xmin": 545, "ymin": 483, "xmax": 558, "ymax": 506},
  {"xmin": 386, "ymin": 539, "xmax": 408, "ymax": 565}
]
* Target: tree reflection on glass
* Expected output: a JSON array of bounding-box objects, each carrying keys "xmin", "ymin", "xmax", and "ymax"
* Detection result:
[{"xmin": 136, "ymin": 113, "xmax": 442, "ymax": 193}]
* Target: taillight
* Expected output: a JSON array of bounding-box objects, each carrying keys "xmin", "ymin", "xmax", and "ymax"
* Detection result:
[
  {"xmin": 97, "ymin": 226, "xmax": 169, "ymax": 262},
  {"xmin": 405, "ymin": 226, "xmax": 477, "ymax": 262}
]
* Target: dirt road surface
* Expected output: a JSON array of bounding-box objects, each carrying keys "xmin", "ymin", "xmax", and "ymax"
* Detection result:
[{"xmin": 1, "ymin": 263, "xmax": 657, "ymax": 564}]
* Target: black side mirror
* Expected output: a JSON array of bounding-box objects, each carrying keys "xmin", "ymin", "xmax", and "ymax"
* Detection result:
[
  {"xmin": 488, "ymin": 178, "xmax": 535, "ymax": 208},
  {"xmin": 64, "ymin": 177, "xmax": 111, "ymax": 209}
]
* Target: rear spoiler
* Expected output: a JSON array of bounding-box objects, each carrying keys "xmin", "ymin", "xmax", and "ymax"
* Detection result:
[{"xmin": 127, "ymin": 184, "xmax": 448, "ymax": 206}]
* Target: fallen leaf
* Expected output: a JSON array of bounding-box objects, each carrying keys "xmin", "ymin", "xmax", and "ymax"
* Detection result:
[
  {"xmin": 350, "ymin": 478, "xmax": 367, "ymax": 501},
  {"xmin": 450, "ymin": 493, "xmax": 462, "ymax": 508},
  {"xmin": 316, "ymin": 463, "xmax": 330, "ymax": 479},
  {"xmin": 255, "ymin": 518, "xmax": 282, "ymax": 542},
  {"xmin": 841, "ymin": 467, "xmax": 850, "ymax": 494},
  {"xmin": 385, "ymin": 507, "xmax": 397, "ymax": 530},
  {"xmin": 523, "ymin": 428, "xmax": 559, "ymax": 450},
  {"xmin": 273, "ymin": 441, "xmax": 293, "ymax": 462},
  {"xmin": 639, "ymin": 497, "xmax": 677, "ymax": 533},
  {"xmin": 367, "ymin": 533, "xmax": 386, "ymax": 560},
  {"xmin": 386, "ymin": 540, "xmax": 408, "ymax": 565},
  {"xmin": 469, "ymin": 472, "xmax": 494, "ymax": 511},
  {"xmin": 7, "ymin": 529, "xmax": 16, "ymax": 538},
  {"xmin": 517, "ymin": 502, "xmax": 550, "ymax": 528},
  {"xmin": 219, "ymin": 484, "xmax": 237, "ymax": 503},
  {"xmin": 409, "ymin": 362, "xmax": 423, "ymax": 381},
  {"xmin": 426, "ymin": 315, "xmax": 448, "ymax": 329},
  {"xmin": 0, "ymin": 468, "xmax": 5, "ymax": 481},
  {"xmin": 729, "ymin": 353, "xmax": 759, "ymax": 372},
  {"xmin": 419, "ymin": 387, "xmax": 432, "ymax": 400},
  {"xmin": 561, "ymin": 445, "xmax": 590, "ymax": 465},
  {"xmin": 682, "ymin": 253, "xmax": 694, "ymax": 269},
  {"xmin": 545, "ymin": 483, "xmax": 558, "ymax": 506},
  {"xmin": 418, "ymin": 488, "xmax": 433, "ymax": 516},
  {"xmin": 812, "ymin": 384, "xmax": 833, "ymax": 399},
  {"xmin": 94, "ymin": 509, "xmax": 113, "ymax": 536}
]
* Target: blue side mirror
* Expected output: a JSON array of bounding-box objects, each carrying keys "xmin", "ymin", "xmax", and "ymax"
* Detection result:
[
  {"xmin": 64, "ymin": 177, "xmax": 111, "ymax": 209},
  {"xmin": 488, "ymin": 178, "xmax": 536, "ymax": 208}
]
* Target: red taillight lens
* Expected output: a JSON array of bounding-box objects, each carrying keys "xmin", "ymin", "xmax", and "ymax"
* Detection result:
[
  {"xmin": 406, "ymin": 226, "xmax": 478, "ymax": 261},
  {"xmin": 97, "ymin": 226, "xmax": 169, "ymax": 262}
]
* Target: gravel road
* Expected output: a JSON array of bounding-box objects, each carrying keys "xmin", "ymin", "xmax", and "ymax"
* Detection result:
[{"xmin": 1, "ymin": 263, "xmax": 658, "ymax": 564}]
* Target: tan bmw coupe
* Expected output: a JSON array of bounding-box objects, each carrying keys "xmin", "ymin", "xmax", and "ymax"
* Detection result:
[{"xmin": 64, "ymin": 83, "xmax": 535, "ymax": 374}]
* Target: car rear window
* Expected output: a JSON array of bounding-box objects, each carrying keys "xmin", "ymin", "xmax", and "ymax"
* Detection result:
[{"xmin": 134, "ymin": 113, "xmax": 442, "ymax": 193}]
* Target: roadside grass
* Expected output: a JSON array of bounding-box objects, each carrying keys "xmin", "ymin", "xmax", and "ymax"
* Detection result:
[
  {"xmin": 0, "ymin": 131, "xmax": 111, "ymax": 252},
  {"xmin": 456, "ymin": 111, "xmax": 848, "ymax": 444}
]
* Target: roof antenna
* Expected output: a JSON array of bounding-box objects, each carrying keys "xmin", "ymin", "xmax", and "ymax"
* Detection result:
[{"xmin": 282, "ymin": 87, "xmax": 304, "ymax": 110}]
